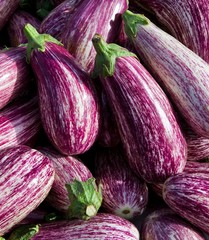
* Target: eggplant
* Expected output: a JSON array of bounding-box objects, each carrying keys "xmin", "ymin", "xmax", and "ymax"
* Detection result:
[
  {"xmin": 24, "ymin": 24, "xmax": 99, "ymax": 155},
  {"xmin": 0, "ymin": 145, "xmax": 55, "ymax": 236},
  {"xmin": 92, "ymin": 34, "xmax": 187, "ymax": 183},
  {"xmin": 29, "ymin": 213, "xmax": 139, "ymax": 239},
  {"xmin": 163, "ymin": 172, "xmax": 209, "ymax": 234},
  {"xmin": 61, "ymin": 0, "xmax": 128, "ymax": 72},
  {"xmin": 38, "ymin": 146, "xmax": 102, "ymax": 220},
  {"xmin": 0, "ymin": 95, "xmax": 41, "ymax": 150},
  {"xmin": 94, "ymin": 145, "xmax": 148, "ymax": 219},
  {"xmin": 131, "ymin": 0, "xmax": 209, "ymax": 63},
  {"xmin": 141, "ymin": 208, "xmax": 205, "ymax": 240},
  {"xmin": 7, "ymin": 10, "xmax": 41, "ymax": 47},
  {"xmin": 52, "ymin": 0, "xmax": 65, "ymax": 6},
  {"xmin": 0, "ymin": 0, "xmax": 19, "ymax": 30},
  {"xmin": 0, "ymin": 46, "xmax": 32, "ymax": 110},
  {"xmin": 123, "ymin": 10, "xmax": 209, "ymax": 138},
  {"xmin": 39, "ymin": 0, "xmax": 83, "ymax": 40}
]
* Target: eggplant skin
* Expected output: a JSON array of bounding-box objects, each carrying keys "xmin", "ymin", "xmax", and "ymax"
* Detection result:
[
  {"xmin": 141, "ymin": 208, "xmax": 205, "ymax": 240},
  {"xmin": 163, "ymin": 172, "xmax": 209, "ymax": 234},
  {"xmin": 0, "ymin": 0, "xmax": 19, "ymax": 30},
  {"xmin": 31, "ymin": 213, "xmax": 139, "ymax": 240},
  {"xmin": 31, "ymin": 42, "xmax": 99, "ymax": 155},
  {"xmin": 100, "ymin": 56, "xmax": 187, "ymax": 183},
  {"xmin": 0, "ymin": 145, "xmax": 55, "ymax": 236},
  {"xmin": 0, "ymin": 46, "xmax": 32, "ymax": 110}
]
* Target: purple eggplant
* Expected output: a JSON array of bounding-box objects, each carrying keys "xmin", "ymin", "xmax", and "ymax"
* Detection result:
[
  {"xmin": 131, "ymin": 0, "xmax": 209, "ymax": 63},
  {"xmin": 141, "ymin": 208, "xmax": 205, "ymax": 240},
  {"xmin": 61, "ymin": 0, "xmax": 128, "ymax": 72},
  {"xmin": 29, "ymin": 213, "xmax": 139, "ymax": 239},
  {"xmin": 92, "ymin": 34, "xmax": 187, "ymax": 183},
  {"xmin": 0, "ymin": 145, "xmax": 55, "ymax": 236},
  {"xmin": 39, "ymin": 0, "xmax": 83, "ymax": 40},
  {"xmin": 95, "ymin": 145, "xmax": 148, "ymax": 219},
  {"xmin": 123, "ymin": 10, "xmax": 209, "ymax": 138},
  {"xmin": 7, "ymin": 10, "xmax": 41, "ymax": 47},
  {"xmin": 38, "ymin": 146, "xmax": 102, "ymax": 220},
  {"xmin": 0, "ymin": 0, "xmax": 19, "ymax": 30},
  {"xmin": 24, "ymin": 24, "xmax": 99, "ymax": 155},
  {"xmin": 0, "ymin": 46, "xmax": 32, "ymax": 110},
  {"xmin": 52, "ymin": 0, "xmax": 65, "ymax": 6},
  {"xmin": 163, "ymin": 172, "xmax": 209, "ymax": 234},
  {"xmin": 0, "ymin": 95, "xmax": 41, "ymax": 150}
]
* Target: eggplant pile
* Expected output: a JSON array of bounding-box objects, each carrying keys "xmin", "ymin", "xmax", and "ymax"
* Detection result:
[{"xmin": 1, "ymin": 0, "xmax": 209, "ymax": 239}]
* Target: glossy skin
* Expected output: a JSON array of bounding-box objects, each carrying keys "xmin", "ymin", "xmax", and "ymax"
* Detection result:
[
  {"xmin": 61, "ymin": 0, "xmax": 128, "ymax": 72},
  {"xmin": 31, "ymin": 213, "xmax": 140, "ymax": 240},
  {"xmin": 100, "ymin": 56, "xmax": 187, "ymax": 183},
  {"xmin": 0, "ymin": 145, "xmax": 55, "ymax": 236},
  {"xmin": 31, "ymin": 42, "xmax": 99, "ymax": 155}
]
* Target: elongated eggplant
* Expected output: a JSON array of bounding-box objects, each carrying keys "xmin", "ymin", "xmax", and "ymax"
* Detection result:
[
  {"xmin": 0, "ymin": 95, "xmax": 41, "ymax": 150},
  {"xmin": 141, "ymin": 208, "xmax": 205, "ymax": 240},
  {"xmin": 123, "ymin": 10, "xmax": 209, "ymax": 138},
  {"xmin": 7, "ymin": 10, "xmax": 41, "ymax": 47},
  {"xmin": 92, "ymin": 34, "xmax": 187, "ymax": 183},
  {"xmin": 0, "ymin": 145, "xmax": 55, "ymax": 236},
  {"xmin": 24, "ymin": 24, "xmax": 99, "ymax": 155},
  {"xmin": 163, "ymin": 172, "xmax": 209, "ymax": 234},
  {"xmin": 0, "ymin": 46, "xmax": 32, "ymax": 110},
  {"xmin": 131, "ymin": 0, "xmax": 209, "ymax": 63},
  {"xmin": 61, "ymin": 0, "xmax": 128, "ymax": 72},
  {"xmin": 94, "ymin": 145, "xmax": 148, "ymax": 219},
  {"xmin": 0, "ymin": 0, "xmax": 19, "ymax": 30},
  {"xmin": 38, "ymin": 146, "xmax": 102, "ymax": 220},
  {"xmin": 30, "ymin": 213, "xmax": 139, "ymax": 239},
  {"xmin": 39, "ymin": 0, "xmax": 83, "ymax": 40}
]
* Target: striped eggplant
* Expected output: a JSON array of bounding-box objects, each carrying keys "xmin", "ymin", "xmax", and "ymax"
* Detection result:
[
  {"xmin": 95, "ymin": 145, "xmax": 148, "ymax": 219},
  {"xmin": 163, "ymin": 172, "xmax": 209, "ymax": 234},
  {"xmin": 92, "ymin": 34, "xmax": 187, "ymax": 183},
  {"xmin": 0, "ymin": 95, "xmax": 41, "ymax": 150},
  {"xmin": 29, "ymin": 213, "xmax": 139, "ymax": 239},
  {"xmin": 61, "ymin": 0, "xmax": 128, "ymax": 72},
  {"xmin": 39, "ymin": 0, "xmax": 83, "ymax": 40},
  {"xmin": 0, "ymin": 46, "xmax": 32, "ymax": 110},
  {"xmin": 24, "ymin": 24, "xmax": 99, "ymax": 155},
  {"xmin": 123, "ymin": 10, "xmax": 209, "ymax": 138},
  {"xmin": 0, "ymin": 145, "xmax": 55, "ymax": 236},
  {"xmin": 7, "ymin": 10, "xmax": 41, "ymax": 47},
  {"xmin": 0, "ymin": 0, "xmax": 19, "ymax": 30},
  {"xmin": 131, "ymin": 0, "xmax": 209, "ymax": 63},
  {"xmin": 38, "ymin": 146, "xmax": 102, "ymax": 220},
  {"xmin": 141, "ymin": 208, "xmax": 205, "ymax": 240}
]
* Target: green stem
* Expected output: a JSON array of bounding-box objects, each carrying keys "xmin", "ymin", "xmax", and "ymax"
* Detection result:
[
  {"xmin": 91, "ymin": 34, "xmax": 137, "ymax": 78},
  {"xmin": 7, "ymin": 224, "xmax": 39, "ymax": 240}
]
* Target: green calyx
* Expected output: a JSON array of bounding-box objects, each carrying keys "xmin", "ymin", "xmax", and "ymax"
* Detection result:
[
  {"xmin": 91, "ymin": 34, "xmax": 137, "ymax": 78},
  {"xmin": 122, "ymin": 10, "xmax": 149, "ymax": 38},
  {"xmin": 0, "ymin": 237, "xmax": 6, "ymax": 240},
  {"xmin": 23, "ymin": 23, "xmax": 63, "ymax": 63},
  {"xmin": 7, "ymin": 224, "xmax": 39, "ymax": 240},
  {"xmin": 66, "ymin": 178, "xmax": 103, "ymax": 220}
]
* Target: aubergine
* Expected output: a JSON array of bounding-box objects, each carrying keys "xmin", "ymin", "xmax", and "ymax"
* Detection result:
[
  {"xmin": 24, "ymin": 24, "xmax": 99, "ymax": 155},
  {"xmin": 163, "ymin": 172, "xmax": 209, "ymax": 234},
  {"xmin": 94, "ymin": 145, "xmax": 148, "ymax": 219},
  {"xmin": 0, "ymin": 0, "xmax": 19, "ymax": 30},
  {"xmin": 39, "ymin": 0, "xmax": 83, "ymax": 40},
  {"xmin": 0, "ymin": 46, "xmax": 32, "ymax": 110},
  {"xmin": 0, "ymin": 145, "xmax": 55, "ymax": 236},
  {"xmin": 123, "ymin": 10, "xmax": 209, "ymax": 138},
  {"xmin": 38, "ymin": 146, "xmax": 102, "ymax": 220},
  {"xmin": 61, "ymin": 0, "xmax": 128, "ymax": 72},
  {"xmin": 7, "ymin": 10, "xmax": 41, "ymax": 47},
  {"xmin": 92, "ymin": 34, "xmax": 187, "ymax": 183},
  {"xmin": 0, "ymin": 95, "xmax": 41, "ymax": 150},
  {"xmin": 30, "ymin": 213, "xmax": 140, "ymax": 239},
  {"xmin": 141, "ymin": 208, "xmax": 205, "ymax": 240},
  {"xmin": 131, "ymin": 0, "xmax": 209, "ymax": 63}
]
